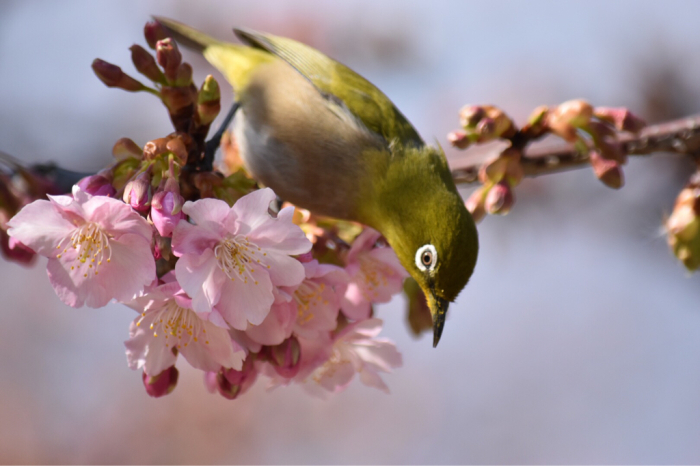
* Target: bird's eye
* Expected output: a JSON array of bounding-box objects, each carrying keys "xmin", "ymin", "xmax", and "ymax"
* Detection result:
[{"xmin": 415, "ymin": 244, "xmax": 437, "ymax": 272}]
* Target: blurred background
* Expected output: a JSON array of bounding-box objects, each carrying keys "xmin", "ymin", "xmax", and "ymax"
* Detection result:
[{"xmin": 1, "ymin": 0, "xmax": 700, "ymax": 463}]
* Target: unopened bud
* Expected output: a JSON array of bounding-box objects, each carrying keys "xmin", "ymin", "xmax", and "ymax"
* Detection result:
[
  {"xmin": 667, "ymin": 184, "xmax": 700, "ymax": 271},
  {"xmin": 112, "ymin": 138, "xmax": 142, "ymax": 161},
  {"xmin": 174, "ymin": 63, "xmax": 193, "ymax": 87},
  {"xmin": 447, "ymin": 130, "xmax": 471, "ymax": 149},
  {"xmin": 151, "ymin": 178, "xmax": 185, "ymax": 237},
  {"xmin": 197, "ymin": 75, "xmax": 221, "ymax": 126},
  {"xmin": 520, "ymin": 105, "xmax": 549, "ymax": 139},
  {"xmin": 589, "ymin": 151, "xmax": 624, "ymax": 189},
  {"xmin": 142, "ymin": 366, "xmax": 179, "ymax": 398},
  {"xmin": 484, "ymin": 181, "xmax": 514, "ymax": 215},
  {"xmin": 1, "ymin": 231, "xmax": 36, "ymax": 266},
  {"xmin": 465, "ymin": 187, "xmax": 487, "ymax": 223},
  {"xmin": 547, "ymin": 99, "xmax": 593, "ymax": 142},
  {"xmin": 130, "ymin": 44, "xmax": 166, "ymax": 84},
  {"xmin": 143, "ymin": 137, "xmax": 169, "ymax": 160},
  {"xmin": 156, "ymin": 38, "xmax": 182, "ymax": 83},
  {"xmin": 459, "ymin": 105, "xmax": 486, "ymax": 129},
  {"xmin": 144, "ymin": 21, "xmax": 169, "ymax": 49},
  {"xmin": 267, "ymin": 336, "xmax": 302, "ymax": 379},
  {"xmin": 216, "ymin": 357, "xmax": 257, "ymax": 400},
  {"xmin": 165, "ymin": 136, "xmax": 189, "ymax": 165},
  {"xmin": 76, "ymin": 174, "xmax": 116, "ymax": 197},
  {"xmin": 479, "ymin": 156, "xmax": 509, "ymax": 184},
  {"xmin": 123, "ymin": 172, "xmax": 151, "ymax": 213},
  {"xmin": 594, "ymin": 107, "xmax": 646, "ymax": 133},
  {"xmin": 92, "ymin": 59, "xmax": 145, "ymax": 92}
]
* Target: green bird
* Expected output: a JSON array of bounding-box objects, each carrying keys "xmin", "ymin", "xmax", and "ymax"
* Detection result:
[{"xmin": 155, "ymin": 17, "xmax": 478, "ymax": 347}]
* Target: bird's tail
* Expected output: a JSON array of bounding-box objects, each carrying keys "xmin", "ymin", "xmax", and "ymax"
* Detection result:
[
  {"xmin": 153, "ymin": 16, "xmax": 273, "ymax": 94},
  {"xmin": 153, "ymin": 16, "xmax": 220, "ymax": 53}
]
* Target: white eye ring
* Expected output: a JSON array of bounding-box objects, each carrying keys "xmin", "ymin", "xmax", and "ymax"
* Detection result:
[{"xmin": 415, "ymin": 244, "xmax": 437, "ymax": 272}]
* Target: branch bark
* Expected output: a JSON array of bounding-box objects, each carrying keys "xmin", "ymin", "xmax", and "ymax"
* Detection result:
[{"xmin": 451, "ymin": 114, "xmax": 700, "ymax": 184}]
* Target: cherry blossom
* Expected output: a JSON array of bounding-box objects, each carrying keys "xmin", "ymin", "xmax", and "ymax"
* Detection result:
[
  {"xmin": 341, "ymin": 228, "xmax": 409, "ymax": 320},
  {"xmin": 124, "ymin": 272, "xmax": 246, "ymax": 376},
  {"xmin": 171, "ymin": 188, "xmax": 311, "ymax": 330},
  {"xmin": 7, "ymin": 187, "xmax": 155, "ymax": 307}
]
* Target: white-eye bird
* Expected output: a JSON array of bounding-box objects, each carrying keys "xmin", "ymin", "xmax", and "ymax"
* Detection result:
[{"xmin": 155, "ymin": 17, "xmax": 478, "ymax": 347}]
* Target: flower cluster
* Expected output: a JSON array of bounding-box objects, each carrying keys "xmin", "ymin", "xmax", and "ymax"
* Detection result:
[{"xmin": 2, "ymin": 21, "xmax": 405, "ymax": 400}]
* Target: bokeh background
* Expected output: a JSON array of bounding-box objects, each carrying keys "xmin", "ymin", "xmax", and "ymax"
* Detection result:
[{"xmin": 1, "ymin": 0, "xmax": 700, "ymax": 463}]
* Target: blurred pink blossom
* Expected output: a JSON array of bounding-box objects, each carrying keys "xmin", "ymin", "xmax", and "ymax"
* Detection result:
[
  {"xmin": 171, "ymin": 188, "xmax": 311, "ymax": 330},
  {"xmin": 7, "ymin": 187, "xmax": 155, "ymax": 307},
  {"xmin": 341, "ymin": 228, "xmax": 408, "ymax": 320}
]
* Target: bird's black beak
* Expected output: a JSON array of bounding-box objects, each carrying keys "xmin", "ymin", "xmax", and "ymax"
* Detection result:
[{"xmin": 428, "ymin": 294, "xmax": 449, "ymax": 348}]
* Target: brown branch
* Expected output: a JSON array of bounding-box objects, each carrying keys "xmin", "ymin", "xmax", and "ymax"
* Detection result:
[{"xmin": 451, "ymin": 114, "xmax": 700, "ymax": 184}]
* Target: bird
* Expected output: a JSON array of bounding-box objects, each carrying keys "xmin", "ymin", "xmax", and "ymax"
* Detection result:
[{"xmin": 155, "ymin": 17, "xmax": 478, "ymax": 347}]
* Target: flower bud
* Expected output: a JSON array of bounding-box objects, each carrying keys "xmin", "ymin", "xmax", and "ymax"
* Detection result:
[
  {"xmin": 589, "ymin": 151, "xmax": 624, "ymax": 189},
  {"xmin": 594, "ymin": 107, "xmax": 646, "ymax": 133},
  {"xmin": 197, "ymin": 75, "xmax": 221, "ymax": 126},
  {"xmin": 130, "ymin": 44, "xmax": 166, "ymax": 84},
  {"xmin": 165, "ymin": 136, "xmax": 189, "ymax": 165},
  {"xmin": 174, "ymin": 63, "xmax": 193, "ymax": 87},
  {"xmin": 143, "ymin": 137, "xmax": 169, "ymax": 160},
  {"xmin": 447, "ymin": 130, "xmax": 471, "ymax": 149},
  {"xmin": 478, "ymin": 156, "xmax": 508, "ymax": 184},
  {"xmin": 520, "ymin": 105, "xmax": 549, "ymax": 139},
  {"xmin": 112, "ymin": 138, "xmax": 142, "ymax": 161},
  {"xmin": 465, "ymin": 187, "xmax": 487, "ymax": 223},
  {"xmin": 160, "ymin": 86, "xmax": 196, "ymax": 117},
  {"xmin": 484, "ymin": 181, "xmax": 514, "ymax": 215},
  {"xmin": 142, "ymin": 366, "xmax": 179, "ymax": 398},
  {"xmin": 156, "ymin": 38, "xmax": 182, "ymax": 83},
  {"xmin": 459, "ymin": 105, "xmax": 486, "ymax": 129},
  {"xmin": 1, "ymin": 231, "xmax": 36, "ymax": 266},
  {"xmin": 267, "ymin": 336, "xmax": 302, "ymax": 379},
  {"xmin": 91, "ymin": 59, "xmax": 145, "ymax": 92},
  {"xmin": 547, "ymin": 99, "xmax": 593, "ymax": 142},
  {"xmin": 123, "ymin": 172, "xmax": 151, "ymax": 213},
  {"xmin": 151, "ymin": 177, "xmax": 185, "ymax": 237},
  {"xmin": 667, "ymin": 184, "xmax": 700, "ymax": 271},
  {"xmin": 76, "ymin": 174, "xmax": 116, "ymax": 197},
  {"xmin": 216, "ymin": 357, "xmax": 257, "ymax": 400},
  {"xmin": 144, "ymin": 21, "xmax": 169, "ymax": 49}
]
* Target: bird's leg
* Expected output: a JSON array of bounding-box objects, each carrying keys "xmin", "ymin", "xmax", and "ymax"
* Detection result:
[{"xmin": 202, "ymin": 101, "xmax": 240, "ymax": 171}]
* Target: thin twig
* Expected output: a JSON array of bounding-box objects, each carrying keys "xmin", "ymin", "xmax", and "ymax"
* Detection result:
[{"xmin": 451, "ymin": 114, "xmax": 700, "ymax": 184}]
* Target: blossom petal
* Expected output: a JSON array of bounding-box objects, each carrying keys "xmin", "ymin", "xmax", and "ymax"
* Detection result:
[
  {"xmin": 216, "ymin": 268, "xmax": 274, "ymax": 330},
  {"xmin": 84, "ymin": 195, "xmax": 152, "ymax": 240},
  {"xmin": 246, "ymin": 301, "xmax": 295, "ymax": 346},
  {"xmin": 250, "ymin": 206, "xmax": 312, "ymax": 255},
  {"xmin": 262, "ymin": 251, "xmax": 306, "ymax": 287},
  {"xmin": 181, "ymin": 321, "xmax": 245, "ymax": 371},
  {"xmin": 182, "ymin": 198, "xmax": 232, "ymax": 226},
  {"xmin": 172, "ymin": 220, "xmax": 221, "ymax": 257},
  {"xmin": 175, "ymin": 248, "xmax": 221, "ymax": 313},
  {"xmin": 125, "ymin": 318, "xmax": 177, "ymax": 376},
  {"xmin": 231, "ymin": 187, "xmax": 277, "ymax": 233},
  {"xmin": 7, "ymin": 200, "xmax": 74, "ymax": 256}
]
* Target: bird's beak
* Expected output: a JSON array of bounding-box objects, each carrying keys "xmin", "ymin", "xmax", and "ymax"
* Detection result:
[{"xmin": 427, "ymin": 294, "xmax": 449, "ymax": 348}]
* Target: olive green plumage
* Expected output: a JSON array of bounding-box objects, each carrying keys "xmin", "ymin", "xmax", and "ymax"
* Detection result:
[{"xmin": 155, "ymin": 17, "xmax": 479, "ymax": 346}]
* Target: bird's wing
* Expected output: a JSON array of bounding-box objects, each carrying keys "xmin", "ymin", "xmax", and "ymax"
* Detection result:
[{"xmin": 234, "ymin": 28, "xmax": 424, "ymax": 147}]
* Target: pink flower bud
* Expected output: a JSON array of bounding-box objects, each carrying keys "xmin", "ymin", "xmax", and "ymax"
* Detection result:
[
  {"xmin": 547, "ymin": 99, "xmax": 593, "ymax": 142},
  {"xmin": 151, "ymin": 178, "xmax": 185, "ymax": 238},
  {"xmin": 484, "ymin": 181, "xmax": 514, "ymax": 215},
  {"xmin": 459, "ymin": 105, "xmax": 486, "ymax": 129},
  {"xmin": 123, "ymin": 172, "xmax": 151, "ymax": 213},
  {"xmin": 130, "ymin": 44, "xmax": 166, "ymax": 84},
  {"xmin": 297, "ymin": 251, "xmax": 314, "ymax": 263},
  {"xmin": 91, "ymin": 59, "xmax": 145, "ymax": 92},
  {"xmin": 76, "ymin": 174, "xmax": 116, "ymax": 197},
  {"xmin": 142, "ymin": 366, "xmax": 179, "ymax": 398},
  {"xmin": 589, "ymin": 151, "xmax": 624, "ymax": 189},
  {"xmin": 112, "ymin": 138, "xmax": 142, "ymax": 161},
  {"xmin": 1, "ymin": 231, "xmax": 36, "ymax": 266},
  {"xmin": 144, "ymin": 21, "xmax": 169, "ymax": 49},
  {"xmin": 156, "ymin": 38, "xmax": 182, "ymax": 83},
  {"xmin": 267, "ymin": 336, "xmax": 302, "ymax": 379},
  {"xmin": 594, "ymin": 107, "xmax": 646, "ymax": 133},
  {"xmin": 465, "ymin": 187, "xmax": 487, "ymax": 223},
  {"xmin": 447, "ymin": 130, "xmax": 471, "ymax": 149},
  {"xmin": 216, "ymin": 357, "xmax": 257, "ymax": 400}
]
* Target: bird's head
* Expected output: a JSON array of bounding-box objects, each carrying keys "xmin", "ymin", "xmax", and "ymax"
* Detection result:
[{"xmin": 365, "ymin": 144, "xmax": 479, "ymax": 347}]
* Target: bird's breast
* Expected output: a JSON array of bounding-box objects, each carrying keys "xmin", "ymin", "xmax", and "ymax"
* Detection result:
[{"xmin": 233, "ymin": 59, "xmax": 384, "ymax": 221}]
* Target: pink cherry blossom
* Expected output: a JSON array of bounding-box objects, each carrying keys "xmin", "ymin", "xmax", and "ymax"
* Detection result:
[
  {"xmin": 7, "ymin": 187, "xmax": 155, "ymax": 307},
  {"xmin": 341, "ymin": 228, "xmax": 409, "ymax": 320},
  {"xmin": 124, "ymin": 273, "xmax": 246, "ymax": 376},
  {"xmin": 171, "ymin": 188, "xmax": 312, "ymax": 331},
  {"xmin": 245, "ymin": 259, "xmax": 348, "ymax": 346},
  {"xmin": 298, "ymin": 318, "xmax": 402, "ymax": 397}
]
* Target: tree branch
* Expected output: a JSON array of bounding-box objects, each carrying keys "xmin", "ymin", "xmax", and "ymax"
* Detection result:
[{"xmin": 451, "ymin": 114, "xmax": 700, "ymax": 184}]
